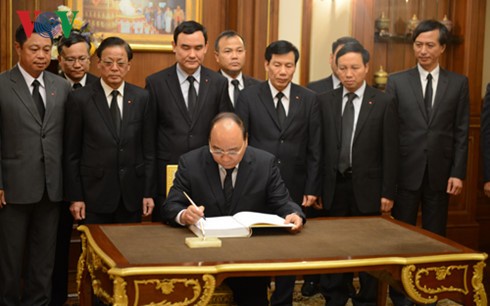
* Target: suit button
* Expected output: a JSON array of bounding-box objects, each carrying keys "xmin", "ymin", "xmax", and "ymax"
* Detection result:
[
  {"xmin": 120, "ymin": 169, "xmax": 126, "ymax": 174},
  {"xmin": 280, "ymin": 139, "xmax": 284, "ymax": 143},
  {"xmin": 41, "ymin": 134, "xmax": 46, "ymax": 139},
  {"xmin": 277, "ymin": 160, "xmax": 281, "ymax": 164},
  {"xmin": 40, "ymin": 157, "xmax": 44, "ymax": 163},
  {"xmin": 119, "ymin": 148, "xmax": 124, "ymax": 152}
]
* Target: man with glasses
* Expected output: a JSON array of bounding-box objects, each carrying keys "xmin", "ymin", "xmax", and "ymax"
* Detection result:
[
  {"xmin": 57, "ymin": 31, "xmax": 98, "ymax": 90},
  {"xmin": 235, "ymin": 40, "xmax": 321, "ymax": 306},
  {"xmin": 64, "ymin": 37, "xmax": 156, "ymax": 226},
  {"xmin": 161, "ymin": 112, "xmax": 304, "ymax": 306},
  {"xmin": 51, "ymin": 31, "xmax": 99, "ymax": 306}
]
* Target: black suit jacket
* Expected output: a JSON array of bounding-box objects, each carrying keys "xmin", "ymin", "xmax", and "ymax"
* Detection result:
[
  {"xmin": 386, "ymin": 67, "xmax": 469, "ymax": 191},
  {"xmin": 60, "ymin": 72, "xmax": 98, "ymax": 87},
  {"xmin": 218, "ymin": 70, "xmax": 260, "ymax": 108},
  {"xmin": 235, "ymin": 82, "xmax": 321, "ymax": 203},
  {"xmin": 218, "ymin": 70, "xmax": 261, "ymax": 88},
  {"xmin": 64, "ymin": 81, "xmax": 156, "ymax": 214},
  {"xmin": 481, "ymin": 83, "xmax": 490, "ymax": 182},
  {"xmin": 85, "ymin": 72, "xmax": 98, "ymax": 84},
  {"xmin": 307, "ymin": 75, "xmax": 334, "ymax": 94},
  {"xmin": 145, "ymin": 64, "xmax": 233, "ymax": 196},
  {"xmin": 319, "ymin": 85, "xmax": 398, "ymax": 214},
  {"xmin": 243, "ymin": 74, "xmax": 261, "ymax": 87},
  {"xmin": 161, "ymin": 146, "xmax": 305, "ymax": 225}
]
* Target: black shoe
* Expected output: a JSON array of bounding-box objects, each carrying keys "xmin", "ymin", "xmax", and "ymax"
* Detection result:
[{"xmin": 301, "ymin": 281, "xmax": 319, "ymax": 297}]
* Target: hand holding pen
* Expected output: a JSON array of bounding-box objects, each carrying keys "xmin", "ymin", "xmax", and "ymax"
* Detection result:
[{"xmin": 183, "ymin": 191, "xmax": 206, "ymax": 239}]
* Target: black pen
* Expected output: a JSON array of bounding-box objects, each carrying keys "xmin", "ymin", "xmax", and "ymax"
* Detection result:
[{"xmin": 183, "ymin": 191, "xmax": 206, "ymax": 220}]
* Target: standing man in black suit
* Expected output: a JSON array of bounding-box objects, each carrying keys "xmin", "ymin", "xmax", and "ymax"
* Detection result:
[
  {"xmin": 0, "ymin": 25, "xmax": 71, "ymax": 305},
  {"xmin": 386, "ymin": 20, "xmax": 469, "ymax": 236},
  {"xmin": 64, "ymin": 37, "xmax": 156, "ymax": 225},
  {"xmin": 161, "ymin": 112, "xmax": 305, "ymax": 306},
  {"xmin": 386, "ymin": 20, "xmax": 469, "ymax": 306},
  {"xmin": 146, "ymin": 21, "xmax": 232, "ymax": 220},
  {"xmin": 302, "ymin": 35, "xmax": 359, "ymax": 298},
  {"xmin": 318, "ymin": 42, "xmax": 398, "ymax": 305},
  {"xmin": 214, "ymin": 30, "xmax": 260, "ymax": 107},
  {"xmin": 307, "ymin": 36, "xmax": 359, "ymax": 94},
  {"xmin": 235, "ymin": 40, "xmax": 321, "ymax": 306},
  {"xmin": 51, "ymin": 31, "xmax": 99, "ymax": 306}
]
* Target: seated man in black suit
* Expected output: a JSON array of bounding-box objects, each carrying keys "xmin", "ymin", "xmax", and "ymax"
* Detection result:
[{"xmin": 161, "ymin": 112, "xmax": 305, "ymax": 306}]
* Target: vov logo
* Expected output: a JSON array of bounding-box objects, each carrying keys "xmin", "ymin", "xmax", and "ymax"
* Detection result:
[{"xmin": 16, "ymin": 10, "xmax": 80, "ymax": 39}]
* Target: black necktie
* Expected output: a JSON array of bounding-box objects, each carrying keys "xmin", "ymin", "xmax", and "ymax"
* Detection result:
[
  {"xmin": 276, "ymin": 92, "xmax": 286, "ymax": 128},
  {"xmin": 32, "ymin": 80, "xmax": 45, "ymax": 120},
  {"xmin": 231, "ymin": 79, "xmax": 240, "ymax": 106},
  {"xmin": 338, "ymin": 92, "xmax": 356, "ymax": 174},
  {"xmin": 424, "ymin": 73, "xmax": 433, "ymax": 118},
  {"xmin": 223, "ymin": 168, "xmax": 234, "ymax": 209},
  {"xmin": 187, "ymin": 76, "xmax": 197, "ymax": 118},
  {"xmin": 73, "ymin": 83, "xmax": 82, "ymax": 90},
  {"xmin": 110, "ymin": 90, "xmax": 121, "ymax": 136}
]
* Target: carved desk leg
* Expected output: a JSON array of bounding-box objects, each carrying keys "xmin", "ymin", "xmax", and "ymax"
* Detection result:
[
  {"xmin": 77, "ymin": 233, "xmax": 93, "ymax": 306},
  {"xmin": 113, "ymin": 276, "xmax": 129, "ymax": 306},
  {"xmin": 471, "ymin": 261, "xmax": 487, "ymax": 306}
]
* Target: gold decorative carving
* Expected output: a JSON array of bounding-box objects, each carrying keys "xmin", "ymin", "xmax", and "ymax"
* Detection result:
[
  {"xmin": 86, "ymin": 244, "xmax": 114, "ymax": 305},
  {"xmin": 402, "ymin": 265, "xmax": 438, "ymax": 303},
  {"xmin": 402, "ymin": 264, "xmax": 473, "ymax": 303},
  {"xmin": 76, "ymin": 233, "xmax": 88, "ymax": 295},
  {"xmin": 113, "ymin": 276, "xmax": 129, "ymax": 306},
  {"xmin": 472, "ymin": 261, "xmax": 488, "ymax": 306},
  {"xmin": 133, "ymin": 274, "xmax": 216, "ymax": 306},
  {"xmin": 415, "ymin": 265, "xmax": 469, "ymax": 295}
]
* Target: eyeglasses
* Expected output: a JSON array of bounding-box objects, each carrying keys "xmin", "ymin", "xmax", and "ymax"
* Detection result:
[
  {"xmin": 63, "ymin": 56, "xmax": 89, "ymax": 65},
  {"xmin": 209, "ymin": 142, "xmax": 245, "ymax": 157},
  {"xmin": 100, "ymin": 59, "xmax": 129, "ymax": 69}
]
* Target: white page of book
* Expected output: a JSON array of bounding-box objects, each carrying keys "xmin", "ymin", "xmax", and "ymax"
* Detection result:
[{"xmin": 232, "ymin": 211, "xmax": 294, "ymax": 228}]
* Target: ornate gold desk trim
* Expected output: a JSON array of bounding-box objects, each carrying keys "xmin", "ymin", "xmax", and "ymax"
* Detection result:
[
  {"xmin": 76, "ymin": 233, "xmax": 87, "ymax": 295},
  {"xmin": 133, "ymin": 274, "xmax": 216, "ymax": 306},
  {"xmin": 401, "ymin": 260, "xmax": 488, "ymax": 305},
  {"xmin": 107, "ymin": 253, "xmax": 488, "ymax": 277},
  {"xmin": 472, "ymin": 261, "xmax": 488, "ymax": 305},
  {"xmin": 113, "ymin": 276, "xmax": 129, "ymax": 306},
  {"xmin": 77, "ymin": 226, "xmax": 122, "ymax": 304},
  {"xmin": 77, "ymin": 224, "xmax": 487, "ymax": 305}
]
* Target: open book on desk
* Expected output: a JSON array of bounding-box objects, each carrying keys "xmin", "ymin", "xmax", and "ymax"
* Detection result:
[{"xmin": 189, "ymin": 211, "xmax": 294, "ymax": 238}]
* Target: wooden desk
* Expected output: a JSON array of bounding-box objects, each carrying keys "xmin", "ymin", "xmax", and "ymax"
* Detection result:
[{"xmin": 76, "ymin": 217, "xmax": 487, "ymax": 305}]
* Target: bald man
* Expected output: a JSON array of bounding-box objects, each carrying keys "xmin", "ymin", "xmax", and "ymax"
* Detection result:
[{"xmin": 161, "ymin": 112, "xmax": 305, "ymax": 306}]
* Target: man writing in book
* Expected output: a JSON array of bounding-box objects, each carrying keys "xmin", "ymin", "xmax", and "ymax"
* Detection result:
[{"xmin": 161, "ymin": 112, "xmax": 304, "ymax": 306}]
